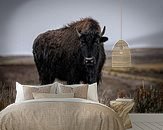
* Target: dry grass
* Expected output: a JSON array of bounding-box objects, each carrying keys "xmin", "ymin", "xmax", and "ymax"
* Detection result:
[
  {"xmin": 132, "ymin": 63, "xmax": 163, "ymax": 70},
  {"xmin": 0, "ymin": 56, "xmax": 34, "ymax": 65},
  {"xmin": 103, "ymin": 64, "xmax": 163, "ymax": 83},
  {"xmin": 0, "ymin": 64, "xmax": 39, "ymax": 111},
  {"xmin": 0, "ymin": 81, "xmax": 16, "ymax": 110}
]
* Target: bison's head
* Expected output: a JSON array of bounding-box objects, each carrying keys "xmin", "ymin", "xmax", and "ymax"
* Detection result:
[
  {"xmin": 76, "ymin": 26, "xmax": 108, "ymax": 84},
  {"xmin": 76, "ymin": 26, "xmax": 108, "ymax": 66}
]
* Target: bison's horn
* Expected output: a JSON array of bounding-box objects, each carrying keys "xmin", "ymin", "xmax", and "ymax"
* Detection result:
[
  {"xmin": 101, "ymin": 26, "xmax": 106, "ymax": 36},
  {"xmin": 76, "ymin": 28, "xmax": 81, "ymax": 37}
]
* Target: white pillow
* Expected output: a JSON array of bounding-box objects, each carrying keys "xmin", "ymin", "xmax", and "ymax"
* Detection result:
[
  {"xmin": 56, "ymin": 82, "xmax": 99, "ymax": 102},
  {"xmin": 87, "ymin": 83, "xmax": 99, "ymax": 102},
  {"xmin": 15, "ymin": 82, "xmax": 58, "ymax": 103},
  {"xmin": 15, "ymin": 82, "xmax": 24, "ymax": 103}
]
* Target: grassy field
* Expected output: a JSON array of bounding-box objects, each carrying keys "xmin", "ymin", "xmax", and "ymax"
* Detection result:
[{"xmin": 0, "ymin": 48, "xmax": 163, "ymax": 112}]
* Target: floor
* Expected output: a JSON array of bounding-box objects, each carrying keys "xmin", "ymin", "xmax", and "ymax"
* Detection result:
[{"xmin": 128, "ymin": 114, "xmax": 163, "ymax": 130}]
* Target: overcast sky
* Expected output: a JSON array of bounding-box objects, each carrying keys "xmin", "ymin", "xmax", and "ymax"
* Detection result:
[{"xmin": 0, "ymin": 0, "xmax": 163, "ymax": 55}]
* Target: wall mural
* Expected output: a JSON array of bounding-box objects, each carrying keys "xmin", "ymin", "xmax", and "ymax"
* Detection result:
[{"xmin": 0, "ymin": 10, "xmax": 163, "ymax": 112}]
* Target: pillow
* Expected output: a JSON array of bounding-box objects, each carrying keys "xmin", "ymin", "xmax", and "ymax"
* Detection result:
[
  {"xmin": 23, "ymin": 86, "xmax": 51, "ymax": 100},
  {"xmin": 58, "ymin": 84, "xmax": 88, "ymax": 99},
  {"xmin": 32, "ymin": 93, "xmax": 74, "ymax": 99},
  {"xmin": 56, "ymin": 82, "xmax": 99, "ymax": 102},
  {"xmin": 87, "ymin": 83, "xmax": 98, "ymax": 102},
  {"xmin": 15, "ymin": 82, "xmax": 58, "ymax": 103}
]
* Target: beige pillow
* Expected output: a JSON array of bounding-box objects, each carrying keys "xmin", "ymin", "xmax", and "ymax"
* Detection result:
[
  {"xmin": 58, "ymin": 84, "xmax": 88, "ymax": 99},
  {"xmin": 56, "ymin": 82, "xmax": 99, "ymax": 102},
  {"xmin": 23, "ymin": 86, "xmax": 51, "ymax": 100},
  {"xmin": 15, "ymin": 82, "xmax": 58, "ymax": 102},
  {"xmin": 32, "ymin": 93, "xmax": 74, "ymax": 99}
]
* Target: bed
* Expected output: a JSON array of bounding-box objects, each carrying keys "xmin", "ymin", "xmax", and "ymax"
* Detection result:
[
  {"xmin": 0, "ymin": 82, "xmax": 128, "ymax": 130},
  {"xmin": 0, "ymin": 98, "xmax": 126, "ymax": 130}
]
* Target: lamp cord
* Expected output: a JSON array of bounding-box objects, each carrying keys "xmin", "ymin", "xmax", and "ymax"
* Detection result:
[{"xmin": 120, "ymin": 0, "xmax": 123, "ymax": 40}]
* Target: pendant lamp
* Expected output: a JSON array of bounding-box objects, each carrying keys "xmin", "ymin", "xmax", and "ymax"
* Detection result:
[{"xmin": 112, "ymin": 0, "xmax": 131, "ymax": 68}]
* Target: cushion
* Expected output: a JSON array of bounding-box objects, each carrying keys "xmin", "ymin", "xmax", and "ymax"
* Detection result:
[
  {"xmin": 56, "ymin": 82, "xmax": 99, "ymax": 102},
  {"xmin": 15, "ymin": 82, "xmax": 58, "ymax": 103},
  {"xmin": 23, "ymin": 86, "xmax": 51, "ymax": 100},
  {"xmin": 32, "ymin": 93, "xmax": 74, "ymax": 99},
  {"xmin": 87, "ymin": 83, "xmax": 98, "ymax": 102},
  {"xmin": 110, "ymin": 100, "xmax": 135, "ymax": 129},
  {"xmin": 58, "ymin": 84, "xmax": 88, "ymax": 99}
]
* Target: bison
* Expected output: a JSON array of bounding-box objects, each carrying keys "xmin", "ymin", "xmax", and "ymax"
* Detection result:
[{"xmin": 33, "ymin": 18, "xmax": 108, "ymax": 85}]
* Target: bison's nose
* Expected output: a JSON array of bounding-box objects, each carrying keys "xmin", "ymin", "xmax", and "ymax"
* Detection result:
[{"xmin": 84, "ymin": 57, "xmax": 96, "ymax": 66}]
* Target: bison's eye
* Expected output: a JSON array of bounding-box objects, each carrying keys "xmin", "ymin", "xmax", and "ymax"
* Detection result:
[
  {"xmin": 94, "ymin": 41, "xmax": 99, "ymax": 46},
  {"xmin": 81, "ymin": 42, "xmax": 86, "ymax": 47},
  {"xmin": 94, "ymin": 41, "xmax": 98, "ymax": 44},
  {"xmin": 93, "ymin": 39, "xmax": 99, "ymax": 45},
  {"xmin": 96, "ymin": 39, "xmax": 100, "ymax": 43}
]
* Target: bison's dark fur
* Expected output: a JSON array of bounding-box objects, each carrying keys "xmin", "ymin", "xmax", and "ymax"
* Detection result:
[{"xmin": 33, "ymin": 18, "xmax": 108, "ymax": 85}]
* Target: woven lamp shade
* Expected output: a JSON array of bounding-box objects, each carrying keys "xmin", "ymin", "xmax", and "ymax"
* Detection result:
[{"xmin": 112, "ymin": 40, "xmax": 131, "ymax": 67}]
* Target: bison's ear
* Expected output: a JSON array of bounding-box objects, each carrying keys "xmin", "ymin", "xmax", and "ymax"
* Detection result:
[{"xmin": 100, "ymin": 36, "xmax": 108, "ymax": 43}]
